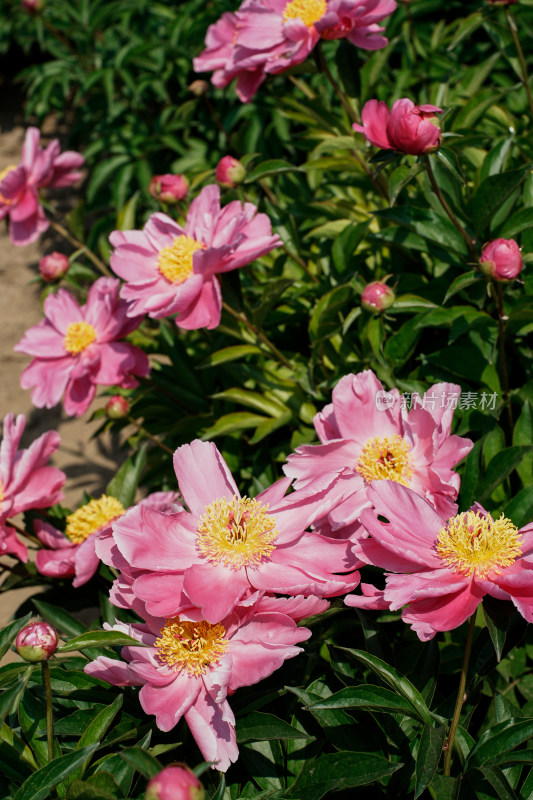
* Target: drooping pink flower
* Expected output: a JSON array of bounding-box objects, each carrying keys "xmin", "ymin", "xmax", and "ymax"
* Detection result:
[
  {"xmin": 35, "ymin": 492, "xmax": 179, "ymax": 588},
  {"xmin": 0, "ymin": 127, "xmax": 84, "ymax": 246},
  {"xmin": 84, "ymin": 599, "xmax": 313, "ymax": 771},
  {"xmin": 346, "ymin": 481, "xmax": 533, "ymax": 640},
  {"xmin": 353, "ymin": 98, "xmax": 442, "ymax": 155},
  {"xmin": 103, "ymin": 440, "xmax": 359, "ymax": 623},
  {"xmin": 15, "ymin": 277, "xmax": 150, "ymax": 417},
  {"xmin": 109, "ymin": 185, "xmax": 280, "ymax": 330},
  {"xmin": 283, "ymin": 370, "xmax": 473, "ymax": 539},
  {"xmin": 0, "ymin": 413, "xmax": 65, "ymax": 562},
  {"xmin": 479, "ymin": 238, "xmax": 523, "ymax": 282}
]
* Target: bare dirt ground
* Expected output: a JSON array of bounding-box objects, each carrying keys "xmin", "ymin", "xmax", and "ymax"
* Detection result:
[{"xmin": 0, "ymin": 81, "xmax": 125, "ymax": 657}]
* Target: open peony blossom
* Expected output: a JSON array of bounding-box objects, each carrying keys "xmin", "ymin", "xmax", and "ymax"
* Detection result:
[
  {"xmin": 85, "ymin": 597, "xmax": 316, "ymax": 771},
  {"xmin": 35, "ymin": 492, "xmax": 179, "ymax": 588},
  {"xmin": 194, "ymin": 0, "xmax": 396, "ymax": 102},
  {"xmin": 353, "ymin": 98, "xmax": 442, "ymax": 155},
  {"xmin": 0, "ymin": 127, "xmax": 84, "ymax": 246},
  {"xmin": 284, "ymin": 370, "xmax": 473, "ymax": 539},
  {"xmin": 109, "ymin": 185, "xmax": 280, "ymax": 330},
  {"xmin": 15, "ymin": 277, "xmax": 150, "ymax": 417},
  {"xmin": 346, "ymin": 481, "xmax": 533, "ymax": 640},
  {"xmin": 0, "ymin": 413, "xmax": 65, "ymax": 562},
  {"xmin": 102, "ymin": 439, "xmax": 359, "ymax": 623}
]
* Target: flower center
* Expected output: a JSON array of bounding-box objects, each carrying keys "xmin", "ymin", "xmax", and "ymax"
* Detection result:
[
  {"xmin": 157, "ymin": 235, "xmax": 205, "ymax": 284},
  {"xmin": 436, "ymin": 510, "xmax": 522, "ymax": 579},
  {"xmin": 283, "ymin": 0, "xmax": 327, "ymax": 27},
  {"xmin": 0, "ymin": 164, "xmax": 18, "ymax": 204},
  {"xmin": 196, "ymin": 496, "xmax": 278, "ymax": 569},
  {"xmin": 356, "ymin": 434, "xmax": 413, "ymax": 486},
  {"xmin": 65, "ymin": 495, "xmax": 125, "ymax": 544},
  {"xmin": 155, "ymin": 618, "xmax": 229, "ymax": 675},
  {"xmin": 63, "ymin": 321, "xmax": 97, "ymax": 355}
]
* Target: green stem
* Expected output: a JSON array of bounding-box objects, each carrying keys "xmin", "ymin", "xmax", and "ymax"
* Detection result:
[
  {"xmin": 49, "ymin": 219, "xmax": 111, "ymax": 277},
  {"xmin": 444, "ymin": 614, "xmax": 476, "ymax": 776},
  {"xmin": 222, "ymin": 301, "xmax": 292, "ymax": 368},
  {"xmin": 127, "ymin": 416, "xmax": 174, "ymax": 455},
  {"xmin": 505, "ymin": 8, "xmax": 533, "ymax": 121},
  {"xmin": 493, "ymin": 282, "xmax": 514, "ymax": 431},
  {"xmin": 423, "ymin": 155, "xmax": 478, "ymax": 262},
  {"xmin": 316, "ymin": 42, "xmax": 360, "ymax": 126},
  {"xmin": 42, "ymin": 661, "xmax": 54, "ymax": 762}
]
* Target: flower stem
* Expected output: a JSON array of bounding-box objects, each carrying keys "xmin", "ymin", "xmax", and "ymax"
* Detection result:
[
  {"xmin": 505, "ymin": 8, "xmax": 533, "ymax": 121},
  {"xmin": 126, "ymin": 416, "xmax": 174, "ymax": 455},
  {"xmin": 492, "ymin": 282, "xmax": 514, "ymax": 431},
  {"xmin": 222, "ymin": 301, "xmax": 292, "ymax": 368},
  {"xmin": 423, "ymin": 155, "xmax": 478, "ymax": 262},
  {"xmin": 444, "ymin": 614, "xmax": 476, "ymax": 776},
  {"xmin": 42, "ymin": 660, "xmax": 54, "ymax": 762},
  {"xmin": 49, "ymin": 219, "xmax": 111, "ymax": 276}
]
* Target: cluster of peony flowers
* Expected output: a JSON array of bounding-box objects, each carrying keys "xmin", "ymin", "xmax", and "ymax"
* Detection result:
[
  {"xmin": 194, "ymin": 0, "xmax": 397, "ymax": 102},
  {"xmin": 0, "ymin": 127, "xmax": 83, "ymax": 246}
]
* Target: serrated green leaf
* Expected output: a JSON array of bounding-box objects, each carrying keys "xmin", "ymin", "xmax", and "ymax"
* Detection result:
[{"xmin": 13, "ymin": 745, "xmax": 99, "ymax": 800}]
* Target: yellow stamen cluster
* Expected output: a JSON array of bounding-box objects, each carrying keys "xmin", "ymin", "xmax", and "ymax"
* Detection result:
[
  {"xmin": 63, "ymin": 321, "xmax": 97, "ymax": 355},
  {"xmin": 0, "ymin": 164, "xmax": 18, "ymax": 203},
  {"xmin": 156, "ymin": 619, "xmax": 229, "ymax": 676},
  {"xmin": 436, "ymin": 510, "xmax": 522, "ymax": 579},
  {"xmin": 196, "ymin": 495, "xmax": 278, "ymax": 569},
  {"xmin": 283, "ymin": 0, "xmax": 327, "ymax": 26},
  {"xmin": 356, "ymin": 434, "xmax": 413, "ymax": 486},
  {"xmin": 65, "ymin": 495, "xmax": 125, "ymax": 544},
  {"xmin": 157, "ymin": 236, "xmax": 205, "ymax": 285}
]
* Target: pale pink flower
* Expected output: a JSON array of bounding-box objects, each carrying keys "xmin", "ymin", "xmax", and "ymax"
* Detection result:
[
  {"xmin": 35, "ymin": 492, "xmax": 179, "ymax": 588},
  {"xmin": 0, "ymin": 127, "xmax": 84, "ymax": 246},
  {"xmin": 0, "ymin": 413, "xmax": 65, "ymax": 562},
  {"xmin": 284, "ymin": 370, "xmax": 473, "ymax": 538},
  {"xmin": 15, "ymin": 277, "xmax": 150, "ymax": 417},
  {"xmin": 84, "ymin": 599, "xmax": 313, "ymax": 771},
  {"xmin": 104, "ymin": 440, "xmax": 359, "ymax": 623},
  {"xmin": 479, "ymin": 238, "xmax": 523, "ymax": 281},
  {"xmin": 346, "ymin": 481, "xmax": 533, "ymax": 640},
  {"xmin": 109, "ymin": 185, "xmax": 280, "ymax": 330},
  {"xmin": 353, "ymin": 98, "xmax": 442, "ymax": 155}
]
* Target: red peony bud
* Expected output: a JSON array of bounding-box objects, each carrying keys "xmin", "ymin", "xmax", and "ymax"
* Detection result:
[
  {"xmin": 479, "ymin": 238, "xmax": 523, "ymax": 281},
  {"xmin": 105, "ymin": 395, "xmax": 130, "ymax": 420},
  {"xmin": 215, "ymin": 156, "xmax": 246, "ymax": 188},
  {"xmin": 149, "ymin": 174, "xmax": 189, "ymax": 204},
  {"xmin": 361, "ymin": 281, "xmax": 396, "ymax": 313},
  {"xmin": 21, "ymin": 0, "xmax": 43, "ymax": 13},
  {"xmin": 16, "ymin": 621, "xmax": 58, "ymax": 662},
  {"xmin": 145, "ymin": 765, "xmax": 205, "ymax": 800},
  {"xmin": 39, "ymin": 252, "xmax": 70, "ymax": 282}
]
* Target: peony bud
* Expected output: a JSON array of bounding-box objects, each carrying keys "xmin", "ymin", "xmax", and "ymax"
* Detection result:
[
  {"xmin": 21, "ymin": 0, "xmax": 43, "ymax": 12},
  {"xmin": 145, "ymin": 765, "xmax": 205, "ymax": 800},
  {"xmin": 354, "ymin": 98, "xmax": 442, "ymax": 155},
  {"xmin": 105, "ymin": 395, "xmax": 130, "ymax": 420},
  {"xmin": 361, "ymin": 281, "xmax": 396, "ymax": 313},
  {"xmin": 16, "ymin": 621, "xmax": 58, "ymax": 662},
  {"xmin": 149, "ymin": 174, "xmax": 189, "ymax": 204},
  {"xmin": 189, "ymin": 80, "xmax": 208, "ymax": 97},
  {"xmin": 215, "ymin": 156, "xmax": 246, "ymax": 188},
  {"xmin": 39, "ymin": 252, "xmax": 70, "ymax": 282},
  {"xmin": 479, "ymin": 238, "xmax": 523, "ymax": 281}
]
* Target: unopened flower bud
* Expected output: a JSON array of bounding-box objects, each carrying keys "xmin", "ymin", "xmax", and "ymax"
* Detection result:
[
  {"xmin": 189, "ymin": 80, "xmax": 208, "ymax": 97},
  {"xmin": 16, "ymin": 621, "xmax": 58, "ymax": 662},
  {"xmin": 479, "ymin": 238, "xmax": 523, "ymax": 281},
  {"xmin": 149, "ymin": 174, "xmax": 189, "ymax": 204},
  {"xmin": 39, "ymin": 252, "xmax": 70, "ymax": 282},
  {"xmin": 215, "ymin": 156, "xmax": 246, "ymax": 188},
  {"xmin": 21, "ymin": 0, "xmax": 43, "ymax": 13},
  {"xmin": 361, "ymin": 281, "xmax": 396, "ymax": 313},
  {"xmin": 105, "ymin": 395, "xmax": 130, "ymax": 420},
  {"xmin": 145, "ymin": 765, "xmax": 205, "ymax": 800}
]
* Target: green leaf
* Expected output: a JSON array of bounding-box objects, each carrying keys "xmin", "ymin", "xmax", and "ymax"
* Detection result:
[
  {"xmin": 106, "ymin": 443, "xmax": 148, "ymax": 508},
  {"xmin": 69, "ymin": 696, "xmax": 123, "ymax": 782},
  {"xmin": 331, "ymin": 221, "xmax": 369, "ymax": 275},
  {"xmin": 431, "ymin": 774, "xmax": 461, "ymax": 800},
  {"xmin": 483, "ymin": 596, "xmax": 513, "ymax": 662},
  {"xmin": 467, "ymin": 720, "xmax": 533, "ymax": 769},
  {"xmin": 289, "ymin": 752, "xmax": 402, "ymax": 800},
  {"xmin": 308, "ymin": 685, "xmax": 422, "ymax": 719},
  {"xmin": 245, "ymin": 160, "xmax": 303, "ymax": 183},
  {"xmin": 32, "ymin": 601, "xmax": 87, "ymax": 638},
  {"xmin": 0, "ymin": 614, "xmax": 32, "ymax": 661},
  {"xmin": 236, "ymin": 712, "xmax": 314, "ymax": 743},
  {"xmin": 468, "ymin": 169, "xmax": 527, "ymax": 237},
  {"xmin": 199, "ymin": 344, "xmax": 263, "ymax": 368},
  {"xmin": 309, "ymin": 285, "xmax": 352, "ymax": 342},
  {"xmin": 0, "ymin": 722, "xmax": 38, "ymax": 770},
  {"xmin": 57, "ymin": 631, "xmax": 147, "ymax": 653},
  {"xmin": 414, "ymin": 724, "xmax": 447, "ymax": 799},
  {"xmin": 119, "ymin": 747, "xmax": 162, "ymax": 779},
  {"xmin": 334, "ymin": 647, "xmax": 433, "ymax": 724},
  {"xmin": 13, "ymin": 745, "xmax": 99, "ymax": 800},
  {"xmin": 443, "ymin": 271, "xmax": 480, "ymax": 304},
  {"xmin": 211, "ymin": 388, "xmax": 287, "ymax": 417},
  {"xmin": 513, "ymin": 401, "xmax": 533, "ymax": 486},
  {"xmin": 66, "ymin": 776, "xmax": 117, "ymax": 800},
  {"xmin": 116, "ymin": 191, "xmax": 139, "ymax": 231},
  {"xmin": 389, "ymin": 163, "xmax": 425, "ymax": 206},
  {"xmin": 0, "ymin": 667, "xmax": 33, "ymax": 723},
  {"xmin": 87, "ymin": 156, "xmax": 131, "ymax": 204},
  {"xmin": 476, "ymin": 446, "xmax": 532, "ymax": 504},
  {"xmin": 504, "ymin": 486, "xmax": 533, "ymax": 529},
  {"xmin": 474, "ymin": 766, "xmax": 519, "ymax": 800},
  {"xmin": 497, "ymin": 207, "xmax": 533, "ymax": 239},
  {"xmin": 201, "ymin": 412, "xmax": 268, "ymax": 440}
]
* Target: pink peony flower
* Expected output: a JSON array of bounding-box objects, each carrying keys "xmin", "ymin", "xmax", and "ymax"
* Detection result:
[
  {"xmin": 15, "ymin": 277, "xmax": 150, "ymax": 417},
  {"xmin": 103, "ymin": 440, "xmax": 359, "ymax": 623},
  {"xmin": 0, "ymin": 413, "xmax": 65, "ymax": 562},
  {"xmin": 109, "ymin": 185, "xmax": 281, "ymax": 330},
  {"xmin": 283, "ymin": 370, "xmax": 473, "ymax": 538},
  {"xmin": 39, "ymin": 251, "xmax": 70, "ymax": 282},
  {"xmin": 215, "ymin": 156, "xmax": 246, "ymax": 188},
  {"xmin": 85, "ymin": 599, "xmax": 313, "ymax": 771},
  {"xmin": 35, "ymin": 492, "xmax": 179, "ymax": 588},
  {"xmin": 0, "ymin": 127, "xmax": 84, "ymax": 246},
  {"xmin": 346, "ymin": 481, "xmax": 533, "ymax": 640},
  {"xmin": 353, "ymin": 98, "xmax": 442, "ymax": 155},
  {"xmin": 145, "ymin": 765, "xmax": 204, "ymax": 800},
  {"xmin": 105, "ymin": 394, "xmax": 130, "ymax": 419},
  {"xmin": 361, "ymin": 280, "xmax": 395, "ymax": 312},
  {"xmin": 479, "ymin": 238, "xmax": 523, "ymax": 281},
  {"xmin": 194, "ymin": 0, "xmax": 396, "ymax": 102},
  {"xmin": 16, "ymin": 621, "xmax": 58, "ymax": 662},
  {"xmin": 149, "ymin": 174, "xmax": 189, "ymax": 204}
]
